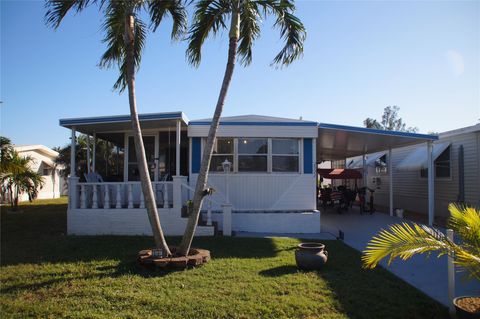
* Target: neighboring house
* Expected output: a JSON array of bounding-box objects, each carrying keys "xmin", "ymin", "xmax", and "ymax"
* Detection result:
[
  {"xmin": 13, "ymin": 145, "xmax": 63, "ymax": 201},
  {"xmin": 346, "ymin": 124, "xmax": 480, "ymax": 221},
  {"xmin": 59, "ymin": 112, "xmax": 437, "ymax": 236}
]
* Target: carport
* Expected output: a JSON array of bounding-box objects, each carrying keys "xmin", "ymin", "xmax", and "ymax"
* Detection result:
[{"xmin": 316, "ymin": 123, "xmax": 438, "ymax": 225}]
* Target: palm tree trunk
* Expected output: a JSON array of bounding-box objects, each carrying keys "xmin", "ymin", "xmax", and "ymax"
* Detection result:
[
  {"xmin": 178, "ymin": 9, "xmax": 240, "ymax": 256},
  {"xmin": 124, "ymin": 14, "xmax": 171, "ymax": 256}
]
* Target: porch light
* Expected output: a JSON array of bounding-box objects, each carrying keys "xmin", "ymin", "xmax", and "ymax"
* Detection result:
[{"xmin": 222, "ymin": 159, "xmax": 232, "ymax": 173}]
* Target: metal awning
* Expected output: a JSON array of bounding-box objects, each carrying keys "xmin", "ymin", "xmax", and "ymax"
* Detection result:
[
  {"xmin": 317, "ymin": 123, "xmax": 438, "ymax": 161},
  {"xmin": 396, "ymin": 142, "xmax": 451, "ymax": 171},
  {"xmin": 318, "ymin": 168, "xmax": 363, "ymax": 179},
  {"xmin": 347, "ymin": 151, "xmax": 387, "ymax": 169},
  {"xmin": 59, "ymin": 112, "xmax": 189, "ymax": 145}
]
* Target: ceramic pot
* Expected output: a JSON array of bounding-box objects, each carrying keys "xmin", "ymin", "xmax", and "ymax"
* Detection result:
[
  {"xmin": 295, "ymin": 243, "xmax": 328, "ymax": 270},
  {"xmin": 453, "ymin": 296, "xmax": 480, "ymax": 319}
]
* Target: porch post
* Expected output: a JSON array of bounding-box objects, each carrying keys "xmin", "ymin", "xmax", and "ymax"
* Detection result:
[
  {"xmin": 427, "ymin": 141, "xmax": 434, "ymax": 226},
  {"xmin": 86, "ymin": 135, "xmax": 91, "ymax": 173},
  {"xmin": 92, "ymin": 133, "xmax": 96, "ymax": 172},
  {"xmin": 68, "ymin": 127, "xmax": 79, "ymax": 210},
  {"xmin": 176, "ymin": 120, "xmax": 181, "ymax": 176},
  {"xmin": 70, "ymin": 127, "xmax": 76, "ymax": 177},
  {"xmin": 389, "ymin": 148, "xmax": 393, "ymax": 217}
]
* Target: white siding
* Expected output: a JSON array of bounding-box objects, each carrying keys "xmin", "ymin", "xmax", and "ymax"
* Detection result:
[
  {"xmin": 361, "ymin": 131, "xmax": 480, "ymax": 219},
  {"xmin": 188, "ymin": 125, "xmax": 317, "ymax": 138},
  {"xmin": 189, "ymin": 173, "xmax": 316, "ymax": 211},
  {"xmin": 68, "ymin": 208, "xmax": 214, "ymax": 236}
]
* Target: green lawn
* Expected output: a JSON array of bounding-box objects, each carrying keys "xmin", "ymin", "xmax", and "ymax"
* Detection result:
[{"xmin": 1, "ymin": 198, "xmax": 447, "ymax": 318}]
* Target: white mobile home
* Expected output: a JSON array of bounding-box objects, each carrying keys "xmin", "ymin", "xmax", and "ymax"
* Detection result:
[
  {"xmin": 59, "ymin": 112, "xmax": 438, "ymax": 236},
  {"xmin": 347, "ymin": 124, "xmax": 480, "ymax": 222},
  {"xmin": 13, "ymin": 145, "xmax": 63, "ymax": 201}
]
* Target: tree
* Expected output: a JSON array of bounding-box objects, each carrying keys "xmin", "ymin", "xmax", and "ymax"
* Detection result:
[
  {"xmin": 55, "ymin": 135, "xmax": 116, "ymax": 181},
  {"xmin": 178, "ymin": 0, "xmax": 306, "ymax": 256},
  {"xmin": 364, "ymin": 106, "xmax": 418, "ymax": 133},
  {"xmin": 0, "ymin": 139, "xmax": 44, "ymax": 210},
  {"xmin": 45, "ymin": 0, "xmax": 187, "ymax": 255},
  {"xmin": 363, "ymin": 203, "xmax": 480, "ymax": 281}
]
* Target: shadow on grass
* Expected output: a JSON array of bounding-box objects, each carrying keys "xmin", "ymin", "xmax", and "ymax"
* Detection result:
[{"xmin": 258, "ymin": 265, "xmax": 299, "ymax": 277}]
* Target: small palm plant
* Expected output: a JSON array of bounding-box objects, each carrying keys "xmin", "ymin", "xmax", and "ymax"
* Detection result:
[{"xmin": 363, "ymin": 203, "xmax": 480, "ymax": 282}]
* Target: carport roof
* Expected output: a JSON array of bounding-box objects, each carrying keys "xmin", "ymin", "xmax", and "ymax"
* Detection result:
[{"xmin": 317, "ymin": 123, "xmax": 438, "ymax": 161}]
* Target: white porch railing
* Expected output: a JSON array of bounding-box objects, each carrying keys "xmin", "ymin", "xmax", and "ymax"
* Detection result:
[{"xmin": 72, "ymin": 181, "xmax": 173, "ymax": 209}]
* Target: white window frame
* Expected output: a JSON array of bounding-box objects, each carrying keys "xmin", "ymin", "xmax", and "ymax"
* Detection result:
[
  {"xmin": 205, "ymin": 137, "xmax": 301, "ymax": 174},
  {"xmin": 419, "ymin": 146, "xmax": 452, "ymax": 181}
]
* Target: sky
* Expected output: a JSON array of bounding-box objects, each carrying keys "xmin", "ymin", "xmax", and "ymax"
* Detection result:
[{"xmin": 1, "ymin": 0, "xmax": 479, "ymax": 149}]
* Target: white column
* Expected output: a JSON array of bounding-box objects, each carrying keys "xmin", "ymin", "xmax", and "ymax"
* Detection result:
[
  {"xmin": 176, "ymin": 120, "xmax": 181, "ymax": 176},
  {"xmin": 86, "ymin": 135, "xmax": 91, "ymax": 174},
  {"xmin": 362, "ymin": 154, "xmax": 367, "ymax": 187},
  {"xmin": 92, "ymin": 133, "xmax": 96, "ymax": 172},
  {"xmin": 172, "ymin": 175, "xmax": 187, "ymax": 211},
  {"xmin": 427, "ymin": 141, "xmax": 434, "ymax": 226},
  {"xmin": 447, "ymin": 229, "xmax": 456, "ymax": 316},
  {"xmin": 70, "ymin": 128, "xmax": 76, "ymax": 177},
  {"xmin": 104, "ymin": 185, "xmax": 110, "ymax": 209},
  {"xmin": 389, "ymin": 148, "xmax": 393, "ymax": 217},
  {"xmin": 222, "ymin": 203, "xmax": 232, "ymax": 236}
]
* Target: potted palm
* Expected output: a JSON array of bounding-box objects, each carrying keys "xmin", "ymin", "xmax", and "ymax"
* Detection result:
[{"xmin": 362, "ymin": 203, "xmax": 480, "ymax": 318}]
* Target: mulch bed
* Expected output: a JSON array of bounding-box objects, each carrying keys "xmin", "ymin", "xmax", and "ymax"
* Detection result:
[{"xmin": 138, "ymin": 246, "xmax": 211, "ymax": 269}]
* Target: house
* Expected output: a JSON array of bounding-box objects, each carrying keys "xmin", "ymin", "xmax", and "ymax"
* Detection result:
[
  {"xmin": 13, "ymin": 145, "xmax": 63, "ymax": 201},
  {"xmin": 345, "ymin": 123, "xmax": 480, "ymax": 222},
  {"xmin": 59, "ymin": 112, "xmax": 438, "ymax": 236}
]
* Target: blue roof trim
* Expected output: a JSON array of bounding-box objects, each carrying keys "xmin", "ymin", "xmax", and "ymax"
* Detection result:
[
  {"xmin": 189, "ymin": 121, "xmax": 318, "ymax": 127},
  {"xmin": 59, "ymin": 112, "xmax": 186, "ymax": 126},
  {"xmin": 318, "ymin": 123, "xmax": 438, "ymax": 140}
]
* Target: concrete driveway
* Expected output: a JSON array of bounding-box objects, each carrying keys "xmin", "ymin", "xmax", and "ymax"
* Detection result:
[{"xmin": 320, "ymin": 207, "xmax": 479, "ymax": 307}]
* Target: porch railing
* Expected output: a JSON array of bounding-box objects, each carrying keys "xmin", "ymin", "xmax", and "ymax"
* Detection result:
[{"xmin": 72, "ymin": 181, "xmax": 173, "ymax": 209}]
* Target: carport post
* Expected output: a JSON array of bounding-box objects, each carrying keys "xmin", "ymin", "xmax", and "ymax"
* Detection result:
[
  {"xmin": 389, "ymin": 148, "xmax": 393, "ymax": 216},
  {"xmin": 362, "ymin": 154, "xmax": 367, "ymax": 187},
  {"xmin": 427, "ymin": 141, "xmax": 434, "ymax": 226}
]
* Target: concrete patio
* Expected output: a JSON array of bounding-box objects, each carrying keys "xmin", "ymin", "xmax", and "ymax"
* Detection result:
[{"xmin": 238, "ymin": 207, "xmax": 479, "ymax": 307}]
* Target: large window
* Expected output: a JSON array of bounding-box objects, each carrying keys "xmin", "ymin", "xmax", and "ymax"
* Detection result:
[
  {"xmin": 128, "ymin": 136, "xmax": 155, "ymax": 181},
  {"xmin": 206, "ymin": 137, "xmax": 300, "ymax": 173},
  {"xmin": 420, "ymin": 146, "xmax": 451, "ymax": 179},
  {"xmin": 210, "ymin": 138, "xmax": 234, "ymax": 172},
  {"xmin": 238, "ymin": 138, "xmax": 268, "ymax": 172},
  {"xmin": 272, "ymin": 139, "xmax": 299, "ymax": 172}
]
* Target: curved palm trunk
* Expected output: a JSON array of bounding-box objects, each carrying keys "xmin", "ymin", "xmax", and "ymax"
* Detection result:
[
  {"xmin": 125, "ymin": 14, "xmax": 171, "ymax": 255},
  {"xmin": 178, "ymin": 10, "xmax": 240, "ymax": 256}
]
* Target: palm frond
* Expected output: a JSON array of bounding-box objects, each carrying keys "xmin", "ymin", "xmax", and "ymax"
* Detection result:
[
  {"xmin": 186, "ymin": 0, "xmax": 231, "ymax": 67},
  {"xmin": 147, "ymin": 0, "xmax": 187, "ymax": 39},
  {"xmin": 362, "ymin": 222, "xmax": 455, "ymax": 269},
  {"xmin": 448, "ymin": 203, "xmax": 480, "ymax": 248},
  {"xmin": 45, "ymin": 0, "xmax": 94, "ymax": 29},
  {"xmin": 99, "ymin": 2, "xmax": 147, "ymax": 92},
  {"xmin": 237, "ymin": 1, "xmax": 261, "ymax": 66}
]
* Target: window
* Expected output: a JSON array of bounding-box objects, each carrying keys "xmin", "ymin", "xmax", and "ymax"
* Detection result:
[
  {"xmin": 238, "ymin": 138, "xmax": 268, "ymax": 172},
  {"xmin": 272, "ymin": 139, "xmax": 299, "ymax": 172},
  {"xmin": 209, "ymin": 138, "xmax": 234, "ymax": 172},
  {"xmin": 42, "ymin": 164, "xmax": 52, "ymax": 176},
  {"xmin": 128, "ymin": 136, "xmax": 155, "ymax": 181},
  {"xmin": 420, "ymin": 146, "xmax": 451, "ymax": 178}
]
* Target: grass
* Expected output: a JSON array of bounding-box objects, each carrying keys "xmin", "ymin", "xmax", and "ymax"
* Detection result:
[{"xmin": 1, "ymin": 198, "xmax": 448, "ymax": 318}]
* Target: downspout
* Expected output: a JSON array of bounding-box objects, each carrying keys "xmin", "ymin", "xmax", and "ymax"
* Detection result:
[{"xmin": 457, "ymin": 145, "xmax": 464, "ymax": 203}]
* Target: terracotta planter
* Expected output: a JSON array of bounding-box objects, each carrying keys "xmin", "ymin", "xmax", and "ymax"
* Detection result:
[
  {"xmin": 295, "ymin": 243, "xmax": 328, "ymax": 270},
  {"xmin": 453, "ymin": 296, "xmax": 480, "ymax": 319}
]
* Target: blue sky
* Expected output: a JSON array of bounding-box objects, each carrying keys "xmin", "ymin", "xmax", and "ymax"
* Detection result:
[{"xmin": 2, "ymin": 0, "xmax": 479, "ymax": 148}]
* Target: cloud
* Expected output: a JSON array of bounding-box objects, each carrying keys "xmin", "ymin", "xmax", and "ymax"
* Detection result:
[{"xmin": 446, "ymin": 50, "xmax": 465, "ymax": 76}]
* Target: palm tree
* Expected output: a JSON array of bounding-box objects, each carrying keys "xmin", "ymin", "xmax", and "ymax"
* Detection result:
[
  {"xmin": 178, "ymin": 0, "xmax": 306, "ymax": 256},
  {"xmin": 0, "ymin": 151, "xmax": 44, "ymax": 210},
  {"xmin": 363, "ymin": 203, "xmax": 480, "ymax": 281},
  {"xmin": 45, "ymin": 0, "xmax": 187, "ymax": 255}
]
